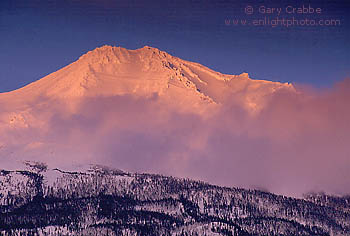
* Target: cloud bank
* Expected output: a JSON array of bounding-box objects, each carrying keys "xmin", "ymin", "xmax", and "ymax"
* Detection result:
[{"xmin": 1, "ymin": 79, "xmax": 350, "ymax": 197}]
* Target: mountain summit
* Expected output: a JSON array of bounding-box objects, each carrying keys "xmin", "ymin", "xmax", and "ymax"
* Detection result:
[
  {"xmin": 0, "ymin": 45, "xmax": 294, "ymax": 111},
  {"xmin": 0, "ymin": 45, "xmax": 297, "ymax": 172}
]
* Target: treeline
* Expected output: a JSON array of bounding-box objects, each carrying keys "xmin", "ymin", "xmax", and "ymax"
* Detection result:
[{"xmin": 0, "ymin": 163, "xmax": 349, "ymax": 235}]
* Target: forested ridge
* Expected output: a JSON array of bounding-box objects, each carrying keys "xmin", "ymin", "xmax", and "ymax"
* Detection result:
[{"xmin": 0, "ymin": 163, "xmax": 349, "ymax": 235}]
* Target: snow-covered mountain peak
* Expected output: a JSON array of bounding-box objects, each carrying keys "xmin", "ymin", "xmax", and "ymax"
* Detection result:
[
  {"xmin": 77, "ymin": 45, "xmax": 171, "ymax": 65},
  {"xmin": 0, "ymin": 45, "xmax": 295, "ymax": 113},
  {"xmin": 239, "ymin": 72, "xmax": 249, "ymax": 78}
]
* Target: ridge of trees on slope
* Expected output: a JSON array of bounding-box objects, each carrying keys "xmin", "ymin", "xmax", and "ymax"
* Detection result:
[{"xmin": 0, "ymin": 162, "xmax": 349, "ymax": 236}]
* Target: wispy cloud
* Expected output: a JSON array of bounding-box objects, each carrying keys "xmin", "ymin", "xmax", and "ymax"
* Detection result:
[{"xmin": 1, "ymin": 79, "xmax": 350, "ymax": 197}]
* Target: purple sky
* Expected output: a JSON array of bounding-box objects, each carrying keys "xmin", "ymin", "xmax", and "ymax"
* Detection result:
[{"xmin": 0, "ymin": 0, "xmax": 349, "ymax": 92}]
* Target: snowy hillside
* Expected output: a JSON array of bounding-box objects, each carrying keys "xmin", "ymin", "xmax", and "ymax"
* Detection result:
[{"xmin": 0, "ymin": 163, "xmax": 349, "ymax": 235}]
